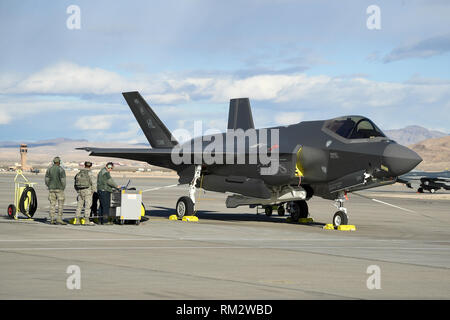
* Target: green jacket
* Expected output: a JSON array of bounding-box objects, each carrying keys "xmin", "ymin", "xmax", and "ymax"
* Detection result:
[
  {"xmin": 97, "ymin": 167, "xmax": 117, "ymax": 192},
  {"xmin": 45, "ymin": 165, "xmax": 66, "ymax": 190}
]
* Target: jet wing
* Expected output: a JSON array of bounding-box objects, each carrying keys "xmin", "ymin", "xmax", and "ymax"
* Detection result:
[{"xmin": 76, "ymin": 147, "xmax": 179, "ymax": 170}]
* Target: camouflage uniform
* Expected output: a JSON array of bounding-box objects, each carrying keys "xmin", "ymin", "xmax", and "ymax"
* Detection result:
[
  {"xmin": 45, "ymin": 158, "xmax": 66, "ymax": 224},
  {"xmin": 74, "ymin": 168, "xmax": 96, "ymax": 224}
]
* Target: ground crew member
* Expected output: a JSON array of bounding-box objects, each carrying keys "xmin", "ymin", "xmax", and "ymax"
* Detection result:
[
  {"xmin": 74, "ymin": 161, "xmax": 96, "ymax": 225},
  {"xmin": 45, "ymin": 156, "xmax": 66, "ymax": 225},
  {"xmin": 97, "ymin": 162, "xmax": 120, "ymax": 225}
]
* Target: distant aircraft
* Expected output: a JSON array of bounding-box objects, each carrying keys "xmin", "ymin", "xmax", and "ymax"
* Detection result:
[
  {"xmin": 79, "ymin": 91, "xmax": 422, "ymax": 226},
  {"xmin": 397, "ymin": 170, "xmax": 450, "ymax": 193}
]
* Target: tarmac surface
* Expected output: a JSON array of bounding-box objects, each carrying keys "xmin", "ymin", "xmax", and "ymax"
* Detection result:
[{"xmin": 0, "ymin": 172, "xmax": 449, "ymax": 299}]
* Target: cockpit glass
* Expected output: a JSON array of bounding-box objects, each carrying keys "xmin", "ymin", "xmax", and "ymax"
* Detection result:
[{"xmin": 325, "ymin": 116, "xmax": 386, "ymax": 139}]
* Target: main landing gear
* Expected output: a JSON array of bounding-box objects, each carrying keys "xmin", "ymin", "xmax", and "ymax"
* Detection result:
[
  {"xmin": 287, "ymin": 200, "xmax": 309, "ymax": 221},
  {"xmin": 176, "ymin": 165, "xmax": 202, "ymax": 219},
  {"xmin": 263, "ymin": 201, "xmax": 309, "ymax": 220},
  {"xmin": 262, "ymin": 205, "xmax": 285, "ymax": 217}
]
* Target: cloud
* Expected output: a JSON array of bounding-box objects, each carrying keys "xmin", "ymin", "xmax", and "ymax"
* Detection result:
[
  {"xmin": 2, "ymin": 62, "xmax": 450, "ymax": 136},
  {"xmin": 275, "ymin": 112, "xmax": 303, "ymax": 126},
  {"xmin": 94, "ymin": 122, "xmax": 148, "ymax": 145},
  {"xmin": 0, "ymin": 112, "xmax": 11, "ymax": 124},
  {"xmin": 74, "ymin": 115, "xmax": 127, "ymax": 131},
  {"xmin": 150, "ymin": 93, "xmax": 190, "ymax": 104},
  {"xmin": 10, "ymin": 62, "xmax": 130, "ymax": 95},
  {"xmin": 0, "ymin": 62, "xmax": 193, "ymax": 105},
  {"xmin": 383, "ymin": 33, "xmax": 450, "ymax": 63},
  {"xmin": 7, "ymin": 62, "xmax": 449, "ymax": 114},
  {"xmin": 0, "ymin": 95, "xmax": 122, "ymax": 125}
]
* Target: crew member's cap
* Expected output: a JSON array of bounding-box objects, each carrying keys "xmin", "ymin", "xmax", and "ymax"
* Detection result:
[
  {"xmin": 53, "ymin": 156, "xmax": 61, "ymax": 164},
  {"xmin": 106, "ymin": 162, "xmax": 114, "ymax": 169},
  {"xmin": 85, "ymin": 161, "xmax": 92, "ymax": 167}
]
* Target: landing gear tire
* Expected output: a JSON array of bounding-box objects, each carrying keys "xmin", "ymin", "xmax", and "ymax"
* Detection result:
[
  {"xmin": 290, "ymin": 200, "xmax": 308, "ymax": 221},
  {"xmin": 333, "ymin": 211, "xmax": 348, "ymax": 227},
  {"xmin": 277, "ymin": 205, "xmax": 285, "ymax": 216},
  {"xmin": 176, "ymin": 196, "xmax": 194, "ymax": 219},
  {"xmin": 264, "ymin": 206, "xmax": 273, "ymax": 216},
  {"xmin": 418, "ymin": 188, "xmax": 424, "ymax": 193}
]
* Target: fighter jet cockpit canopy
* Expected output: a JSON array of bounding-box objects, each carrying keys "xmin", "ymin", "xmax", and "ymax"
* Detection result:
[{"xmin": 324, "ymin": 116, "xmax": 386, "ymax": 140}]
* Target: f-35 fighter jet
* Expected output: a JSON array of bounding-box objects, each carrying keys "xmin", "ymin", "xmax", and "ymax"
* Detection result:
[
  {"xmin": 398, "ymin": 170, "xmax": 450, "ymax": 193},
  {"xmin": 79, "ymin": 91, "xmax": 422, "ymax": 226}
]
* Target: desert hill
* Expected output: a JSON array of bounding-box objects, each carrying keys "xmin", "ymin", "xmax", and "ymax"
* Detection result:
[
  {"xmin": 409, "ymin": 135, "xmax": 450, "ymax": 171},
  {"xmin": 0, "ymin": 138, "xmax": 155, "ymax": 171}
]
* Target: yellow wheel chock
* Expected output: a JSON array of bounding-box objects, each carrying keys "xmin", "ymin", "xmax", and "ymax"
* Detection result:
[
  {"xmin": 323, "ymin": 224, "xmax": 356, "ymax": 231},
  {"xmin": 182, "ymin": 216, "xmax": 199, "ymax": 222}
]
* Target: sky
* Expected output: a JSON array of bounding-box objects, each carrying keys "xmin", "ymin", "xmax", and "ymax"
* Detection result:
[{"xmin": 0, "ymin": 0, "xmax": 449, "ymax": 144}]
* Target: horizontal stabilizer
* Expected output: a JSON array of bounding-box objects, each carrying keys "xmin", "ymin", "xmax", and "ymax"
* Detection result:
[
  {"xmin": 227, "ymin": 98, "xmax": 255, "ymax": 131},
  {"xmin": 122, "ymin": 91, "xmax": 178, "ymax": 148}
]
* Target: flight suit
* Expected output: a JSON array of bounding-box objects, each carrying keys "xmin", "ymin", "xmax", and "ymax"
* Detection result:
[
  {"xmin": 97, "ymin": 167, "xmax": 118, "ymax": 224},
  {"xmin": 45, "ymin": 163, "xmax": 66, "ymax": 224}
]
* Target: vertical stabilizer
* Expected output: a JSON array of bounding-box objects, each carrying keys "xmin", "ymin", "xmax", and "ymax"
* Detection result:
[
  {"xmin": 227, "ymin": 98, "xmax": 255, "ymax": 130},
  {"xmin": 122, "ymin": 91, "xmax": 178, "ymax": 148}
]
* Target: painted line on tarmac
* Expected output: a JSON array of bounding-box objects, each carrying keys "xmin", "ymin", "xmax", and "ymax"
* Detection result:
[
  {"xmin": 1, "ymin": 238, "xmax": 450, "ymax": 243},
  {"xmin": 142, "ymin": 184, "xmax": 179, "ymax": 193},
  {"xmin": 1, "ymin": 246, "xmax": 450, "ymax": 251},
  {"xmin": 371, "ymin": 198, "xmax": 416, "ymax": 213},
  {"xmin": 41, "ymin": 201, "xmax": 78, "ymax": 209}
]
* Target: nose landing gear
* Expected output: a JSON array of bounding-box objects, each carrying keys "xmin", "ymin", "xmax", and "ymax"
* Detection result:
[{"xmin": 333, "ymin": 195, "xmax": 349, "ymax": 227}]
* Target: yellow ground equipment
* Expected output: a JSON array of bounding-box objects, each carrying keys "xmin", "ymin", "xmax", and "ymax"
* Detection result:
[{"xmin": 7, "ymin": 170, "xmax": 38, "ymax": 220}]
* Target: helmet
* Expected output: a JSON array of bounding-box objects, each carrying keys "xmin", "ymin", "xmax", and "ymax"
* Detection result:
[
  {"xmin": 106, "ymin": 162, "xmax": 114, "ymax": 169},
  {"xmin": 53, "ymin": 156, "xmax": 61, "ymax": 164},
  {"xmin": 84, "ymin": 161, "xmax": 92, "ymax": 168}
]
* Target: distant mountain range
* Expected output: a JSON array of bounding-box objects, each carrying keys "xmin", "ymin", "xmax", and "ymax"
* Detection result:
[
  {"xmin": 385, "ymin": 125, "xmax": 448, "ymax": 146},
  {"xmin": 0, "ymin": 138, "xmax": 150, "ymax": 167},
  {"xmin": 0, "ymin": 138, "xmax": 88, "ymax": 148},
  {"xmin": 0, "ymin": 138, "xmax": 148, "ymax": 149}
]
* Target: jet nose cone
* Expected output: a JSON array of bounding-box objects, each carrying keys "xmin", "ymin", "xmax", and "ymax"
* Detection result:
[{"xmin": 383, "ymin": 143, "xmax": 422, "ymax": 176}]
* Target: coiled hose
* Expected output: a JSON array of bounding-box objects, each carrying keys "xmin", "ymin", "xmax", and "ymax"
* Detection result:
[{"xmin": 18, "ymin": 186, "xmax": 38, "ymax": 217}]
